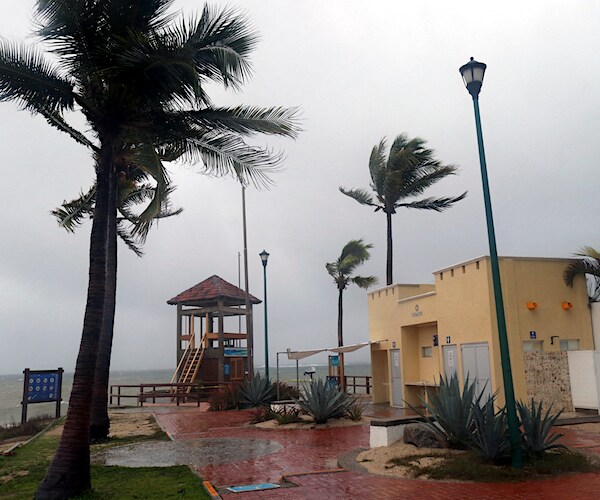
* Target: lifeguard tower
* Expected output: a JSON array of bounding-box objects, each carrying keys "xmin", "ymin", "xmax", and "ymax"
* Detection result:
[{"xmin": 167, "ymin": 275, "xmax": 261, "ymax": 384}]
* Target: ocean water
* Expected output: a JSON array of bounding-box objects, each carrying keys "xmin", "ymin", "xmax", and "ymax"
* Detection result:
[{"xmin": 0, "ymin": 364, "xmax": 371, "ymax": 426}]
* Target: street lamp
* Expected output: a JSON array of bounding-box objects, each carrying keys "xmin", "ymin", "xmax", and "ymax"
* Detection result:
[
  {"xmin": 459, "ymin": 57, "xmax": 523, "ymax": 468},
  {"xmin": 259, "ymin": 250, "xmax": 270, "ymax": 380}
]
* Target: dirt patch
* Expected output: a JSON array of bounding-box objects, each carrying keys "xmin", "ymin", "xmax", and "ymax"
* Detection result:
[
  {"xmin": 356, "ymin": 441, "xmax": 464, "ymax": 479},
  {"xmin": 46, "ymin": 411, "xmax": 159, "ymax": 438},
  {"xmin": 0, "ymin": 470, "xmax": 29, "ymax": 484},
  {"xmin": 255, "ymin": 416, "xmax": 370, "ymax": 430}
]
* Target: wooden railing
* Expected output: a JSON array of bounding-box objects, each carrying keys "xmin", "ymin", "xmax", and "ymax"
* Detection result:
[
  {"xmin": 109, "ymin": 382, "xmax": 229, "ymax": 407},
  {"xmin": 344, "ymin": 375, "xmax": 372, "ymax": 394}
]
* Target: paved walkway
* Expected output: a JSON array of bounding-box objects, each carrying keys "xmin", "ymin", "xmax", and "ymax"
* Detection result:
[{"xmin": 154, "ymin": 406, "xmax": 600, "ymax": 499}]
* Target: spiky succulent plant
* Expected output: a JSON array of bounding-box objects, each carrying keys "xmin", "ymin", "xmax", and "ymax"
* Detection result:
[
  {"xmin": 518, "ymin": 399, "xmax": 565, "ymax": 457},
  {"xmin": 295, "ymin": 378, "xmax": 354, "ymax": 424},
  {"xmin": 470, "ymin": 394, "xmax": 510, "ymax": 462},
  {"xmin": 238, "ymin": 373, "xmax": 276, "ymax": 408}
]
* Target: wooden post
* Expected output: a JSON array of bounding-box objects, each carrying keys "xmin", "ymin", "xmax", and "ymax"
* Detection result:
[
  {"xmin": 21, "ymin": 368, "xmax": 29, "ymax": 424},
  {"xmin": 218, "ymin": 298, "xmax": 225, "ymax": 383},
  {"xmin": 176, "ymin": 304, "xmax": 183, "ymax": 380},
  {"xmin": 55, "ymin": 367, "xmax": 63, "ymax": 418}
]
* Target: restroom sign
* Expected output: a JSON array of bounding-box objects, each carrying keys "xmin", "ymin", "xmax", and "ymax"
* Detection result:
[
  {"xmin": 446, "ymin": 336, "xmax": 451, "ymax": 344},
  {"xmin": 529, "ymin": 331, "xmax": 537, "ymax": 339}
]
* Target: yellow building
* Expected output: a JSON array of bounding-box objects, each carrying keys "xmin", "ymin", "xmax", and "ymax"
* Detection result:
[{"xmin": 369, "ymin": 256, "xmax": 594, "ymax": 408}]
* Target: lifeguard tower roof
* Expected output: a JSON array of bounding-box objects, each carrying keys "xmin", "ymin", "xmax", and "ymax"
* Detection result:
[{"xmin": 167, "ymin": 275, "xmax": 261, "ymax": 307}]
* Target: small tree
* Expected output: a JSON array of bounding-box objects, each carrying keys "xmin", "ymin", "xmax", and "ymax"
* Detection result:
[{"xmin": 326, "ymin": 239, "xmax": 377, "ymax": 389}]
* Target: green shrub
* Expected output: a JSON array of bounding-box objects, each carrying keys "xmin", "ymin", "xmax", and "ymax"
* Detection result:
[
  {"xmin": 345, "ymin": 400, "xmax": 365, "ymax": 421},
  {"xmin": 470, "ymin": 394, "xmax": 510, "ymax": 462},
  {"xmin": 295, "ymin": 378, "xmax": 354, "ymax": 424},
  {"xmin": 273, "ymin": 406, "xmax": 301, "ymax": 425},
  {"xmin": 410, "ymin": 373, "xmax": 483, "ymax": 449},
  {"xmin": 273, "ymin": 381, "xmax": 300, "ymax": 400},
  {"xmin": 208, "ymin": 383, "xmax": 240, "ymax": 411},
  {"xmin": 248, "ymin": 406, "xmax": 274, "ymax": 424},
  {"xmin": 238, "ymin": 373, "xmax": 276, "ymax": 408},
  {"xmin": 517, "ymin": 399, "xmax": 565, "ymax": 457}
]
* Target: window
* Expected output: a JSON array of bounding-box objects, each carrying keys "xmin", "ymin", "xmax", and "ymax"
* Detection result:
[
  {"xmin": 522, "ymin": 341, "xmax": 543, "ymax": 352},
  {"xmin": 559, "ymin": 339, "xmax": 580, "ymax": 351},
  {"xmin": 421, "ymin": 346, "xmax": 433, "ymax": 358}
]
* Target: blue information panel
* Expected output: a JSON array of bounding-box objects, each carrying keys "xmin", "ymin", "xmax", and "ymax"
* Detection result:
[
  {"xmin": 329, "ymin": 355, "xmax": 340, "ymax": 367},
  {"xmin": 26, "ymin": 372, "xmax": 60, "ymax": 402},
  {"xmin": 21, "ymin": 367, "xmax": 63, "ymax": 424}
]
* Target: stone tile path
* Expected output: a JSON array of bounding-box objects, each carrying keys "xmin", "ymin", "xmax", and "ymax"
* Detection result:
[{"xmin": 153, "ymin": 407, "xmax": 600, "ymax": 499}]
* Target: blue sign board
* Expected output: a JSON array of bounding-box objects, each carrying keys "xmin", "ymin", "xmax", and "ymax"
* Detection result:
[
  {"xmin": 26, "ymin": 372, "xmax": 60, "ymax": 402},
  {"xmin": 21, "ymin": 367, "xmax": 63, "ymax": 424},
  {"xmin": 529, "ymin": 331, "xmax": 537, "ymax": 340},
  {"xmin": 224, "ymin": 364, "xmax": 230, "ymax": 376},
  {"xmin": 329, "ymin": 355, "xmax": 340, "ymax": 367},
  {"xmin": 446, "ymin": 336, "xmax": 451, "ymax": 344},
  {"xmin": 433, "ymin": 335, "xmax": 439, "ymax": 347},
  {"xmin": 224, "ymin": 347, "xmax": 248, "ymax": 357}
]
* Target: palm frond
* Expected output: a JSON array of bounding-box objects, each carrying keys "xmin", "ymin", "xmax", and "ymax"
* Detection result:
[
  {"xmin": 40, "ymin": 109, "xmax": 97, "ymax": 150},
  {"xmin": 351, "ymin": 275, "xmax": 378, "ymax": 289},
  {"xmin": 0, "ymin": 38, "xmax": 74, "ymax": 113},
  {"xmin": 116, "ymin": 221, "xmax": 144, "ymax": 257},
  {"xmin": 397, "ymin": 192, "xmax": 467, "ymax": 212},
  {"xmin": 51, "ymin": 186, "xmax": 96, "ymax": 232},
  {"xmin": 574, "ymin": 246, "xmax": 600, "ymax": 260},
  {"xmin": 183, "ymin": 106, "xmax": 301, "ymax": 138},
  {"xmin": 339, "ymin": 187, "xmax": 377, "ymax": 208}
]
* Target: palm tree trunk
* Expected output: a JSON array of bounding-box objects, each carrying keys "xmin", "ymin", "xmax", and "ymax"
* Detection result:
[
  {"xmin": 337, "ymin": 287, "xmax": 345, "ymax": 391},
  {"xmin": 386, "ymin": 211, "xmax": 393, "ymax": 286},
  {"xmin": 36, "ymin": 144, "xmax": 113, "ymax": 499},
  {"xmin": 89, "ymin": 167, "xmax": 117, "ymax": 440}
]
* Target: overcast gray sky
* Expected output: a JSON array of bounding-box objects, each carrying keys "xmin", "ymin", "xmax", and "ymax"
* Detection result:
[{"xmin": 1, "ymin": 1, "xmax": 598, "ymax": 375}]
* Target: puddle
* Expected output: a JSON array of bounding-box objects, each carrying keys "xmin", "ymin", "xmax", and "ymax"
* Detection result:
[{"xmin": 92, "ymin": 437, "xmax": 282, "ymax": 467}]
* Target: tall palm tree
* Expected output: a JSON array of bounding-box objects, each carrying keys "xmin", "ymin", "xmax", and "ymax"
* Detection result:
[
  {"xmin": 1, "ymin": 2, "xmax": 299, "ymax": 497},
  {"xmin": 53, "ymin": 176, "xmax": 182, "ymax": 440},
  {"xmin": 340, "ymin": 134, "xmax": 466, "ymax": 285},
  {"xmin": 564, "ymin": 246, "xmax": 600, "ymax": 302},
  {"xmin": 326, "ymin": 239, "xmax": 377, "ymax": 389}
]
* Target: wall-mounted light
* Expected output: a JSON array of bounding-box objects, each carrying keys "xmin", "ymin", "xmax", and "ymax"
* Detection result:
[
  {"xmin": 550, "ymin": 335, "xmax": 560, "ymax": 345},
  {"xmin": 561, "ymin": 302, "xmax": 574, "ymax": 311},
  {"xmin": 527, "ymin": 302, "xmax": 538, "ymax": 310}
]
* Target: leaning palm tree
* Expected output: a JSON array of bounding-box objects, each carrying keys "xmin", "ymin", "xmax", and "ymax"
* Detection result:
[
  {"xmin": 564, "ymin": 246, "xmax": 600, "ymax": 302},
  {"xmin": 1, "ymin": 2, "xmax": 299, "ymax": 497},
  {"xmin": 326, "ymin": 239, "xmax": 377, "ymax": 389},
  {"xmin": 53, "ymin": 176, "xmax": 181, "ymax": 440},
  {"xmin": 340, "ymin": 134, "xmax": 466, "ymax": 285}
]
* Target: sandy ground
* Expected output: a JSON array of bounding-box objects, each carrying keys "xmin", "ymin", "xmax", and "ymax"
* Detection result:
[
  {"xmin": 255, "ymin": 416, "xmax": 370, "ymax": 430},
  {"xmin": 356, "ymin": 421, "xmax": 600, "ymax": 479},
  {"xmin": 356, "ymin": 441, "xmax": 465, "ymax": 479},
  {"xmin": 45, "ymin": 410, "xmax": 160, "ymax": 438}
]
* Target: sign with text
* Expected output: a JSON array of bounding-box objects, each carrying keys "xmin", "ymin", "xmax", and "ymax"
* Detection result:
[{"xmin": 21, "ymin": 367, "xmax": 63, "ymax": 424}]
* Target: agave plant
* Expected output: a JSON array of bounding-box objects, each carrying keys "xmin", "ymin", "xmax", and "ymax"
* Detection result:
[
  {"xmin": 409, "ymin": 373, "xmax": 484, "ymax": 449},
  {"xmin": 518, "ymin": 399, "xmax": 565, "ymax": 457},
  {"xmin": 295, "ymin": 378, "xmax": 354, "ymax": 424},
  {"xmin": 470, "ymin": 394, "xmax": 510, "ymax": 462},
  {"xmin": 238, "ymin": 373, "xmax": 276, "ymax": 408}
]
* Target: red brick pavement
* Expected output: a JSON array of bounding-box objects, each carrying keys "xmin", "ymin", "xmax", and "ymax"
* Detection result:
[{"xmin": 154, "ymin": 408, "xmax": 600, "ymax": 499}]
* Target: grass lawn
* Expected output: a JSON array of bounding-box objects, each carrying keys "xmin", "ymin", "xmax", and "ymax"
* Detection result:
[{"xmin": 0, "ymin": 420, "xmax": 210, "ymax": 499}]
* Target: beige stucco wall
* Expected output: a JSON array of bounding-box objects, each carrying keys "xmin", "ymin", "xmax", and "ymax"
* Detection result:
[{"xmin": 368, "ymin": 256, "xmax": 594, "ymax": 407}]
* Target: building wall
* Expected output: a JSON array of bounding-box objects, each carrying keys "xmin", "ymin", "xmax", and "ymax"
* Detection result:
[{"xmin": 368, "ymin": 257, "xmax": 594, "ymax": 407}]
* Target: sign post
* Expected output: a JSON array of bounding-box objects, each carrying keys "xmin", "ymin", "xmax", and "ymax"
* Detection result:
[{"xmin": 21, "ymin": 367, "xmax": 63, "ymax": 424}]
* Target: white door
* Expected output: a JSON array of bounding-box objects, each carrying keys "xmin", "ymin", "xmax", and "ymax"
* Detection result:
[
  {"xmin": 461, "ymin": 342, "xmax": 492, "ymax": 401},
  {"xmin": 442, "ymin": 345, "xmax": 458, "ymax": 380},
  {"xmin": 390, "ymin": 349, "xmax": 404, "ymax": 407}
]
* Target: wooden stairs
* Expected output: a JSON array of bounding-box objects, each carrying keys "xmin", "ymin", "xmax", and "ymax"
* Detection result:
[{"xmin": 171, "ymin": 331, "xmax": 207, "ymax": 393}]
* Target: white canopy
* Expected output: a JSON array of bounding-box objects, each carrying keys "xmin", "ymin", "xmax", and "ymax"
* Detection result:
[{"xmin": 286, "ymin": 340, "xmax": 387, "ymax": 360}]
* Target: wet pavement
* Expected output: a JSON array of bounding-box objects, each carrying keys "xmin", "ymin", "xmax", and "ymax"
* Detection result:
[
  {"xmin": 92, "ymin": 437, "xmax": 281, "ymax": 467},
  {"xmin": 145, "ymin": 405, "xmax": 600, "ymax": 498}
]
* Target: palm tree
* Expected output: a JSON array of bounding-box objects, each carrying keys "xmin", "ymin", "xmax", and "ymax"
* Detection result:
[
  {"xmin": 326, "ymin": 239, "xmax": 377, "ymax": 390},
  {"xmin": 564, "ymin": 246, "xmax": 600, "ymax": 302},
  {"xmin": 340, "ymin": 134, "xmax": 466, "ymax": 285},
  {"xmin": 1, "ymin": 2, "xmax": 299, "ymax": 497},
  {"xmin": 53, "ymin": 176, "xmax": 181, "ymax": 440}
]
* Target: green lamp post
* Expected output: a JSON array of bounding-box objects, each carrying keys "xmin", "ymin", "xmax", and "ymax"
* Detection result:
[
  {"xmin": 459, "ymin": 57, "xmax": 523, "ymax": 468},
  {"xmin": 260, "ymin": 250, "xmax": 270, "ymax": 380}
]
